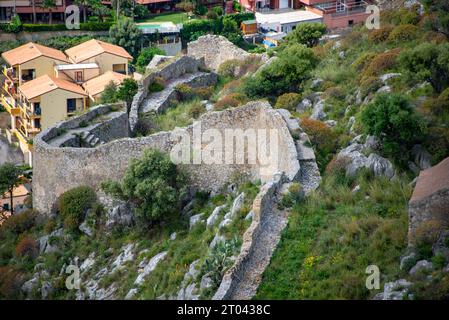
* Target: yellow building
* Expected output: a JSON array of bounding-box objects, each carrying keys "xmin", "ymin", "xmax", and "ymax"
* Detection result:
[
  {"xmin": 1, "ymin": 40, "xmax": 132, "ymax": 165},
  {"xmin": 65, "ymin": 39, "xmax": 133, "ymax": 75}
]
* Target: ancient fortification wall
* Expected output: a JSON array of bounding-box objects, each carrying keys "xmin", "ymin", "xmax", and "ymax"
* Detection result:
[
  {"xmin": 33, "ymin": 101, "xmax": 300, "ymax": 214},
  {"xmin": 187, "ymin": 35, "xmax": 258, "ymax": 72},
  {"xmin": 129, "ymin": 55, "xmax": 216, "ymax": 133}
]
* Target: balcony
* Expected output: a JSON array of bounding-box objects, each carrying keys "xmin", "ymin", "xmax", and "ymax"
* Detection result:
[
  {"xmin": 3, "ymin": 66, "xmax": 18, "ymax": 83},
  {"xmin": 315, "ymin": 0, "xmax": 369, "ymax": 17}
]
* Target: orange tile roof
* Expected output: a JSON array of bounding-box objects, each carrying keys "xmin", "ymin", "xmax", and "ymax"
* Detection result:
[
  {"xmin": 410, "ymin": 157, "xmax": 449, "ymax": 202},
  {"xmin": 65, "ymin": 39, "xmax": 133, "ymax": 63},
  {"xmin": 19, "ymin": 74, "xmax": 87, "ymax": 99},
  {"xmin": 82, "ymin": 71, "xmax": 129, "ymax": 97},
  {"xmin": 1, "ymin": 42, "xmax": 69, "ymax": 66}
]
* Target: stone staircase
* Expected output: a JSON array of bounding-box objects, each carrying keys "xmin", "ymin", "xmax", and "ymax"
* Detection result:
[{"xmin": 80, "ymin": 131, "xmax": 105, "ymax": 148}]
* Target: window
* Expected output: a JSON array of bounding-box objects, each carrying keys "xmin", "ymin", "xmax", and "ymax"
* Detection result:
[
  {"xmin": 34, "ymin": 119, "xmax": 41, "ymax": 129},
  {"xmin": 348, "ymin": 20, "xmax": 354, "ymax": 26},
  {"xmin": 67, "ymin": 99, "xmax": 77, "ymax": 113},
  {"xmin": 75, "ymin": 71, "xmax": 83, "ymax": 83},
  {"xmin": 34, "ymin": 102, "xmax": 41, "ymax": 115},
  {"xmin": 113, "ymin": 64, "xmax": 127, "ymax": 75}
]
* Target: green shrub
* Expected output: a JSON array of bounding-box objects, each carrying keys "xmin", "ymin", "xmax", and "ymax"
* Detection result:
[
  {"xmin": 187, "ymin": 101, "xmax": 206, "ymax": 119},
  {"xmin": 432, "ymin": 253, "xmax": 447, "ymax": 269},
  {"xmin": 360, "ymin": 76, "xmax": 382, "ymax": 98},
  {"xmin": 15, "ymin": 236, "xmax": 38, "ymax": 259},
  {"xmin": 193, "ymin": 86, "xmax": 214, "ymax": 100},
  {"xmin": 102, "ymin": 149, "xmax": 187, "ymax": 227},
  {"xmin": 174, "ymin": 83, "xmax": 194, "ymax": 100},
  {"xmin": 284, "ymin": 22, "xmax": 327, "ymax": 47},
  {"xmin": 275, "ymin": 93, "xmax": 302, "ymax": 112},
  {"xmin": 361, "ymin": 93, "xmax": 426, "ymax": 166},
  {"xmin": 0, "ymin": 209, "xmax": 37, "ymax": 235},
  {"xmin": 368, "ymin": 25, "xmax": 394, "ymax": 43},
  {"xmin": 148, "ymin": 77, "xmax": 165, "ymax": 93},
  {"xmin": 280, "ymin": 183, "xmax": 304, "ymax": 208},
  {"xmin": 0, "ymin": 266, "xmax": 23, "ymax": 299},
  {"xmin": 136, "ymin": 47, "xmax": 166, "ymax": 72},
  {"xmin": 217, "ymin": 59, "xmax": 240, "ymax": 78},
  {"xmin": 387, "ymin": 24, "xmax": 418, "ymax": 43},
  {"xmin": 214, "ymin": 95, "xmax": 240, "ymax": 110},
  {"xmin": 399, "ymin": 42, "xmax": 449, "ymax": 93},
  {"xmin": 361, "ymin": 49, "xmax": 401, "ymax": 78},
  {"xmin": 58, "ymin": 186, "xmax": 97, "ymax": 231}
]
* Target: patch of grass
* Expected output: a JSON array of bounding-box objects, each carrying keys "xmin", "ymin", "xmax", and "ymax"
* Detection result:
[
  {"xmin": 256, "ymin": 172, "xmax": 411, "ymax": 299},
  {"xmin": 137, "ymin": 12, "xmax": 189, "ymax": 24}
]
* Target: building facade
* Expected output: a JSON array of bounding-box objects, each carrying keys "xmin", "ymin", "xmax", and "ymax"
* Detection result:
[
  {"xmin": 240, "ymin": 0, "xmax": 371, "ymax": 29},
  {"xmin": 0, "ymin": 0, "xmax": 72, "ymax": 23},
  {"xmin": 1, "ymin": 40, "xmax": 132, "ymax": 164}
]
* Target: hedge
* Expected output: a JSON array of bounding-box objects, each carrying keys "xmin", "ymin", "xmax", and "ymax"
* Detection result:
[
  {"xmin": 1, "ymin": 21, "xmax": 113, "ymax": 33},
  {"xmin": 180, "ymin": 12, "xmax": 255, "ymax": 42}
]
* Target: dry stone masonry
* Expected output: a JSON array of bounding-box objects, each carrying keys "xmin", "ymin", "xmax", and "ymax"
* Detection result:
[{"xmin": 32, "ymin": 41, "xmax": 322, "ymax": 300}]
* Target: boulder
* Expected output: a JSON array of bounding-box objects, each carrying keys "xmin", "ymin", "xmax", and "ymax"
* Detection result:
[
  {"xmin": 366, "ymin": 153, "xmax": 395, "ymax": 179},
  {"xmin": 134, "ymin": 251, "xmax": 168, "ymax": 286},
  {"xmin": 40, "ymin": 281, "xmax": 53, "ymax": 299},
  {"xmin": 170, "ymin": 232, "xmax": 177, "ymax": 241},
  {"xmin": 111, "ymin": 243, "xmax": 135, "ymax": 272},
  {"xmin": 125, "ymin": 288, "xmax": 138, "ymax": 300},
  {"xmin": 189, "ymin": 213, "xmax": 205, "ymax": 229},
  {"xmin": 310, "ymin": 99, "xmax": 327, "ymax": 121},
  {"xmin": 227, "ymin": 193, "xmax": 245, "ymax": 220},
  {"xmin": 311, "ymin": 79, "xmax": 324, "ymax": 90},
  {"xmin": 433, "ymin": 231, "xmax": 449, "ymax": 261},
  {"xmin": 411, "ymin": 145, "xmax": 432, "ymax": 170},
  {"xmin": 80, "ymin": 252, "xmax": 96, "ymax": 273},
  {"xmin": 147, "ymin": 54, "xmax": 173, "ymax": 70},
  {"xmin": 296, "ymin": 98, "xmax": 312, "ymax": 113},
  {"xmin": 105, "ymin": 202, "xmax": 134, "ymax": 230},
  {"xmin": 377, "ymin": 85, "xmax": 392, "ymax": 94},
  {"xmin": 245, "ymin": 211, "xmax": 253, "ymax": 221},
  {"xmin": 200, "ymin": 274, "xmax": 214, "ymax": 290},
  {"xmin": 206, "ymin": 205, "xmax": 226, "ymax": 229},
  {"xmin": 324, "ymin": 120, "xmax": 337, "ymax": 128},
  {"xmin": 409, "ymin": 260, "xmax": 433, "ymax": 276},
  {"xmin": 218, "ymin": 218, "xmax": 232, "ymax": 229},
  {"xmin": 379, "ymin": 73, "xmax": 401, "ymax": 83},
  {"xmin": 380, "ymin": 279, "xmax": 412, "ymax": 300},
  {"xmin": 277, "ymin": 109, "xmax": 301, "ymax": 133},
  {"xmin": 209, "ymin": 234, "xmax": 225, "ymax": 249}
]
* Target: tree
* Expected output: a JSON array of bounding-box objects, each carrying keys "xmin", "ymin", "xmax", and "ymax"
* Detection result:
[
  {"xmin": 135, "ymin": 47, "xmax": 166, "ymax": 72},
  {"xmin": 245, "ymin": 44, "xmax": 318, "ymax": 98},
  {"xmin": 116, "ymin": 78, "xmax": 138, "ymax": 108},
  {"xmin": 74, "ymin": 0, "xmax": 103, "ymax": 22},
  {"xmin": 361, "ymin": 93, "xmax": 426, "ymax": 166},
  {"xmin": 220, "ymin": 15, "xmax": 242, "ymax": 44},
  {"xmin": 109, "ymin": 17, "xmax": 142, "ymax": 57},
  {"xmin": 176, "ymin": 1, "xmax": 195, "ymax": 13},
  {"xmin": 101, "ymin": 149, "xmax": 187, "ymax": 226},
  {"xmin": 100, "ymin": 81, "xmax": 118, "ymax": 103},
  {"xmin": 284, "ymin": 22, "xmax": 326, "ymax": 47},
  {"xmin": 41, "ymin": 0, "xmax": 56, "ymax": 24},
  {"xmin": 398, "ymin": 42, "xmax": 449, "ymax": 93},
  {"xmin": 0, "ymin": 163, "xmax": 26, "ymax": 215},
  {"xmin": 422, "ymin": 0, "xmax": 449, "ymax": 36},
  {"xmin": 31, "ymin": 0, "xmax": 36, "ymax": 24}
]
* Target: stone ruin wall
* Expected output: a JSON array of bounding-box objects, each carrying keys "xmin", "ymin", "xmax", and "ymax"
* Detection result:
[
  {"xmin": 129, "ymin": 55, "xmax": 208, "ymax": 132},
  {"xmin": 33, "ymin": 101, "xmax": 300, "ymax": 214}
]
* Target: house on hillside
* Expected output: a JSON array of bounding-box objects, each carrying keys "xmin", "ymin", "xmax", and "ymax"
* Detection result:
[
  {"xmin": 1, "ymin": 40, "xmax": 132, "ymax": 165},
  {"xmin": 240, "ymin": 0, "xmax": 371, "ymax": 30},
  {"xmin": 0, "ymin": 0, "xmax": 72, "ymax": 23},
  {"xmin": 65, "ymin": 39, "xmax": 133, "ymax": 75}
]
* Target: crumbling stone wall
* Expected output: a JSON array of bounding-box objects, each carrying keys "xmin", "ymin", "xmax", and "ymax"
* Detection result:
[
  {"xmin": 187, "ymin": 35, "xmax": 256, "ymax": 72},
  {"xmin": 33, "ymin": 101, "xmax": 300, "ymax": 214},
  {"xmin": 129, "ymin": 55, "xmax": 209, "ymax": 132}
]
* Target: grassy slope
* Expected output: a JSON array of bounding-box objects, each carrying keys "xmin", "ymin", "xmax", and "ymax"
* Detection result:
[
  {"xmin": 256, "ymin": 172, "xmax": 411, "ymax": 299},
  {"xmin": 257, "ymin": 9, "xmax": 449, "ymax": 299}
]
